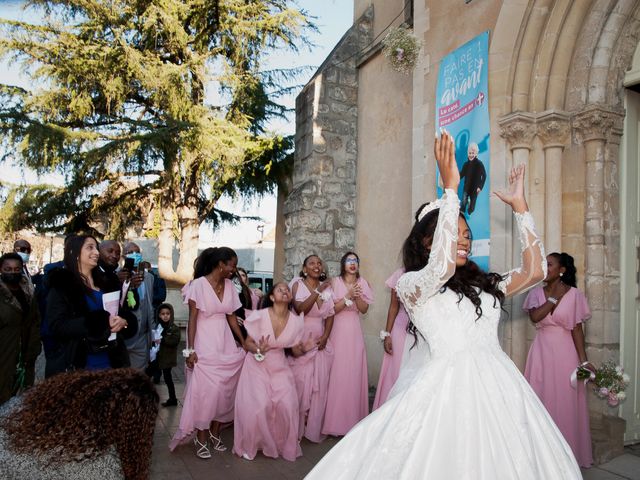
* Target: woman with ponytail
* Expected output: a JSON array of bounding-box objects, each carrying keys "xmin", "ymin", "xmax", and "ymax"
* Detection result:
[
  {"xmin": 523, "ymin": 252, "xmax": 593, "ymax": 467},
  {"xmin": 170, "ymin": 247, "xmax": 246, "ymax": 459}
]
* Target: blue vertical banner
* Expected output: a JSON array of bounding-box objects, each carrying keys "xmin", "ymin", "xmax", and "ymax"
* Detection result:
[{"xmin": 436, "ymin": 31, "xmax": 490, "ymax": 271}]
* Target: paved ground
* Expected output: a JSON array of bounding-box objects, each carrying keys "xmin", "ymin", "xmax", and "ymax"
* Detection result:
[
  {"xmin": 150, "ymin": 353, "xmax": 640, "ymax": 480},
  {"xmin": 34, "ymin": 350, "xmax": 640, "ymax": 479}
]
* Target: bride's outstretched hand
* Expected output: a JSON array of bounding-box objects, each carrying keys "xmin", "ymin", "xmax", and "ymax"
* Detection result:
[
  {"xmin": 493, "ymin": 164, "xmax": 528, "ymax": 213},
  {"xmin": 435, "ymin": 129, "xmax": 460, "ymax": 190}
]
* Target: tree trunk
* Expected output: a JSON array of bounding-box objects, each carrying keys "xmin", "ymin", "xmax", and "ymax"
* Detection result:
[
  {"xmin": 157, "ymin": 205, "xmax": 201, "ymax": 285},
  {"xmin": 157, "ymin": 156, "xmax": 202, "ymax": 285}
]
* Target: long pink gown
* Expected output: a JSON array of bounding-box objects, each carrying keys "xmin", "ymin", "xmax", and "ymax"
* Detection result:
[
  {"xmin": 372, "ymin": 268, "xmax": 409, "ymax": 410},
  {"xmin": 288, "ymin": 279, "xmax": 335, "ymax": 443},
  {"xmin": 322, "ymin": 276, "xmax": 374, "ymax": 436},
  {"xmin": 523, "ymin": 286, "xmax": 593, "ymax": 467},
  {"xmin": 233, "ymin": 308, "xmax": 304, "ymax": 461},
  {"xmin": 169, "ymin": 277, "xmax": 246, "ymax": 450}
]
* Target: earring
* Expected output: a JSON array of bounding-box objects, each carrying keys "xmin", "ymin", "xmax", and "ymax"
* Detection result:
[
  {"xmin": 559, "ymin": 273, "xmax": 563, "ymax": 277},
  {"xmin": 302, "ymin": 272, "xmax": 307, "ymax": 278}
]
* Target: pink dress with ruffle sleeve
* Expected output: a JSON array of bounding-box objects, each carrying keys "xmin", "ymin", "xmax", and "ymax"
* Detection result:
[
  {"xmin": 169, "ymin": 277, "xmax": 245, "ymax": 450},
  {"xmin": 372, "ymin": 268, "xmax": 409, "ymax": 410},
  {"xmin": 523, "ymin": 286, "xmax": 593, "ymax": 467},
  {"xmin": 322, "ymin": 276, "xmax": 374, "ymax": 436},
  {"xmin": 288, "ymin": 279, "xmax": 335, "ymax": 443},
  {"xmin": 233, "ymin": 308, "xmax": 304, "ymax": 461}
]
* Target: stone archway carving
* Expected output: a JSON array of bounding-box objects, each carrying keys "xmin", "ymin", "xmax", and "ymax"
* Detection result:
[{"xmin": 496, "ymin": 0, "xmax": 640, "ymax": 460}]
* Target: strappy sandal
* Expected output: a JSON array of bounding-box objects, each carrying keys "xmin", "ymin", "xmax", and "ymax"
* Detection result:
[
  {"xmin": 194, "ymin": 437, "xmax": 211, "ymax": 459},
  {"xmin": 209, "ymin": 430, "xmax": 227, "ymax": 452}
]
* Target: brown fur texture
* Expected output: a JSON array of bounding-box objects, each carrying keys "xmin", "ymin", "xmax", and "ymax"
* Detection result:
[{"xmin": 1, "ymin": 368, "xmax": 159, "ymax": 480}]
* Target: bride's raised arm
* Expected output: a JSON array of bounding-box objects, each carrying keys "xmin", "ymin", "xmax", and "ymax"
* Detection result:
[
  {"xmin": 396, "ymin": 132, "xmax": 460, "ymax": 316},
  {"xmin": 495, "ymin": 165, "xmax": 546, "ymax": 297}
]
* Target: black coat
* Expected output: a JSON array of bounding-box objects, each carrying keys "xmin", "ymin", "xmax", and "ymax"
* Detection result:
[
  {"xmin": 460, "ymin": 158, "xmax": 487, "ymax": 194},
  {"xmin": 45, "ymin": 268, "xmax": 138, "ymax": 377}
]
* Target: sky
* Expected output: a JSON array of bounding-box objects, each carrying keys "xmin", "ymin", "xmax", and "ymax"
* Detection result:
[{"xmin": 0, "ymin": 0, "xmax": 353, "ymax": 248}]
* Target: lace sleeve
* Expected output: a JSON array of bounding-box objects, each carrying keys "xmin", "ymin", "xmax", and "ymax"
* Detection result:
[
  {"xmin": 396, "ymin": 189, "xmax": 459, "ymax": 317},
  {"xmin": 498, "ymin": 211, "xmax": 546, "ymax": 297}
]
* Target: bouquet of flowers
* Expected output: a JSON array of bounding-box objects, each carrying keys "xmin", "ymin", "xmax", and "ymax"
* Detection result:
[
  {"xmin": 593, "ymin": 361, "xmax": 630, "ymax": 407},
  {"xmin": 382, "ymin": 26, "xmax": 423, "ymax": 74}
]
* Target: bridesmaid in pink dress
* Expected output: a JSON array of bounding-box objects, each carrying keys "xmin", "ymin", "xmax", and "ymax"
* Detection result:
[
  {"xmin": 372, "ymin": 267, "xmax": 409, "ymax": 410},
  {"xmin": 323, "ymin": 251, "xmax": 374, "ymax": 436},
  {"xmin": 290, "ymin": 255, "xmax": 335, "ymax": 443},
  {"xmin": 169, "ymin": 247, "xmax": 247, "ymax": 459},
  {"xmin": 237, "ymin": 267, "xmax": 263, "ymax": 309},
  {"xmin": 523, "ymin": 252, "xmax": 593, "ymax": 467},
  {"xmin": 233, "ymin": 282, "xmax": 304, "ymax": 461}
]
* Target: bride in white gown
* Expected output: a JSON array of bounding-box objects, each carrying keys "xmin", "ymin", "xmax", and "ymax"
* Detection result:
[{"xmin": 305, "ymin": 132, "xmax": 582, "ymax": 479}]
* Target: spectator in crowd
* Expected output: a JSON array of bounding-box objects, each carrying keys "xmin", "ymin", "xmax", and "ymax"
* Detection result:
[
  {"xmin": 139, "ymin": 261, "xmax": 167, "ymax": 309},
  {"xmin": 148, "ymin": 303, "xmax": 180, "ymax": 407},
  {"xmin": 46, "ymin": 235, "xmax": 137, "ymax": 376},
  {"xmin": 13, "ymin": 240, "xmax": 33, "ymax": 285},
  {"xmin": 0, "ymin": 253, "xmax": 40, "ymax": 404},
  {"xmin": 122, "ymin": 242, "xmax": 154, "ymax": 370},
  {"xmin": 35, "ymin": 235, "xmax": 72, "ymax": 369}
]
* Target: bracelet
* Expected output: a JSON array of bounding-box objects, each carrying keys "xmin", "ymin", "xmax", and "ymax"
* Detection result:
[
  {"xmin": 343, "ymin": 297, "xmax": 353, "ymax": 307},
  {"xmin": 254, "ymin": 348, "xmax": 265, "ymax": 362},
  {"xmin": 379, "ymin": 330, "xmax": 391, "ymax": 341},
  {"xmin": 182, "ymin": 348, "xmax": 195, "ymax": 358},
  {"xmin": 547, "ymin": 296, "xmax": 558, "ymax": 305},
  {"xmin": 314, "ymin": 288, "xmax": 321, "ymax": 295},
  {"xmin": 580, "ymin": 361, "xmax": 591, "ymax": 367}
]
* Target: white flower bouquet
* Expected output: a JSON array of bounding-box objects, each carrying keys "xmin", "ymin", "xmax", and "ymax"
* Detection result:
[
  {"xmin": 382, "ymin": 26, "xmax": 423, "ymax": 74},
  {"xmin": 593, "ymin": 361, "xmax": 630, "ymax": 407}
]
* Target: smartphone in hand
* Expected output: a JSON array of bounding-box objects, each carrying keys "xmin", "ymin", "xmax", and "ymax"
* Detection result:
[{"xmin": 123, "ymin": 257, "xmax": 136, "ymax": 272}]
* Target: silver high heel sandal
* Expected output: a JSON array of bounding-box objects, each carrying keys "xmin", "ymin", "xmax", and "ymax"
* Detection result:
[
  {"xmin": 194, "ymin": 437, "xmax": 211, "ymax": 459},
  {"xmin": 209, "ymin": 430, "xmax": 227, "ymax": 452}
]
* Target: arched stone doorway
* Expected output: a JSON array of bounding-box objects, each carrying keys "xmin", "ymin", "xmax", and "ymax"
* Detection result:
[{"xmin": 495, "ymin": 0, "xmax": 640, "ymax": 458}]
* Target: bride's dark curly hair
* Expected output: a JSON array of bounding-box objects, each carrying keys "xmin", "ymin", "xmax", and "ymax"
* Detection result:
[
  {"xmin": 2, "ymin": 368, "xmax": 159, "ymax": 480},
  {"xmin": 402, "ymin": 203, "xmax": 505, "ymax": 345}
]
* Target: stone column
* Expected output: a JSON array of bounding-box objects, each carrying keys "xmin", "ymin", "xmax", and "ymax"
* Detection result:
[
  {"xmin": 498, "ymin": 112, "xmax": 537, "ymax": 370},
  {"xmin": 572, "ymin": 105, "xmax": 625, "ymax": 462},
  {"xmin": 537, "ymin": 112, "xmax": 570, "ymax": 254},
  {"xmin": 572, "ymin": 106, "xmax": 616, "ymax": 364}
]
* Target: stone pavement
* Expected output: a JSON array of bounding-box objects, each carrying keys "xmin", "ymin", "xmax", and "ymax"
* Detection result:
[
  {"xmin": 151, "ymin": 360, "xmax": 640, "ymax": 480},
  {"xmin": 34, "ymin": 351, "xmax": 640, "ymax": 480},
  {"xmin": 150, "ymin": 350, "xmax": 339, "ymax": 480}
]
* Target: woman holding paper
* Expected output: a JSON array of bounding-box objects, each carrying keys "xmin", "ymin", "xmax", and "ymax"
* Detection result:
[
  {"xmin": 46, "ymin": 235, "xmax": 138, "ymax": 376},
  {"xmin": 523, "ymin": 252, "xmax": 593, "ymax": 467}
]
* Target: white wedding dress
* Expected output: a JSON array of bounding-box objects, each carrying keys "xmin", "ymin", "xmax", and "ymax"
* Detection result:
[{"xmin": 306, "ymin": 190, "xmax": 582, "ymax": 480}]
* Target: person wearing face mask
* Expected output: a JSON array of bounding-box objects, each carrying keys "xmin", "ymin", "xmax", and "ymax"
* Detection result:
[
  {"xmin": 122, "ymin": 242, "xmax": 155, "ymax": 370},
  {"xmin": 13, "ymin": 240, "xmax": 33, "ymax": 286},
  {"xmin": 0, "ymin": 253, "xmax": 41, "ymax": 404}
]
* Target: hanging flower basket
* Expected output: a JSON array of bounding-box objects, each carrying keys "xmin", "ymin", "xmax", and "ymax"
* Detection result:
[{"xmin": 382, "ymin": 26, "xmax": 423, "ymax": 74}]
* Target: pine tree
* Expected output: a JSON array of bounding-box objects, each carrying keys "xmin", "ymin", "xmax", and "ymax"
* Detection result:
[{"xmin": 0, "ymin": 0, "xmax": 312, "ymax": 282}]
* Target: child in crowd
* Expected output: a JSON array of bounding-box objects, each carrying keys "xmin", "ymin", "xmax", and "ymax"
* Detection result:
[{"xmin": 154, "ymin": 303, "xmax": 181, "ymax": 407}]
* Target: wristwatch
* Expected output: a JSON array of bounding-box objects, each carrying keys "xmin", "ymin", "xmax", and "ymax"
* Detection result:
[{"xmin": 547, "ymin": 296, "xmax": 558, "ymax": 305}]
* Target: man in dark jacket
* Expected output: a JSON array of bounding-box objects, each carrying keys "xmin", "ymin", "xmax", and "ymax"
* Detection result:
[{"xmin": 459, "ymin": 142, "xmax": 487, "ymax": 215}]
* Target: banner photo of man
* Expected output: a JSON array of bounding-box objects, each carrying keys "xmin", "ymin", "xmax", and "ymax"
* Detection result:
[{"xmin": 436, "ymin": 31, "xmax": 490, "ymax": 271}]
